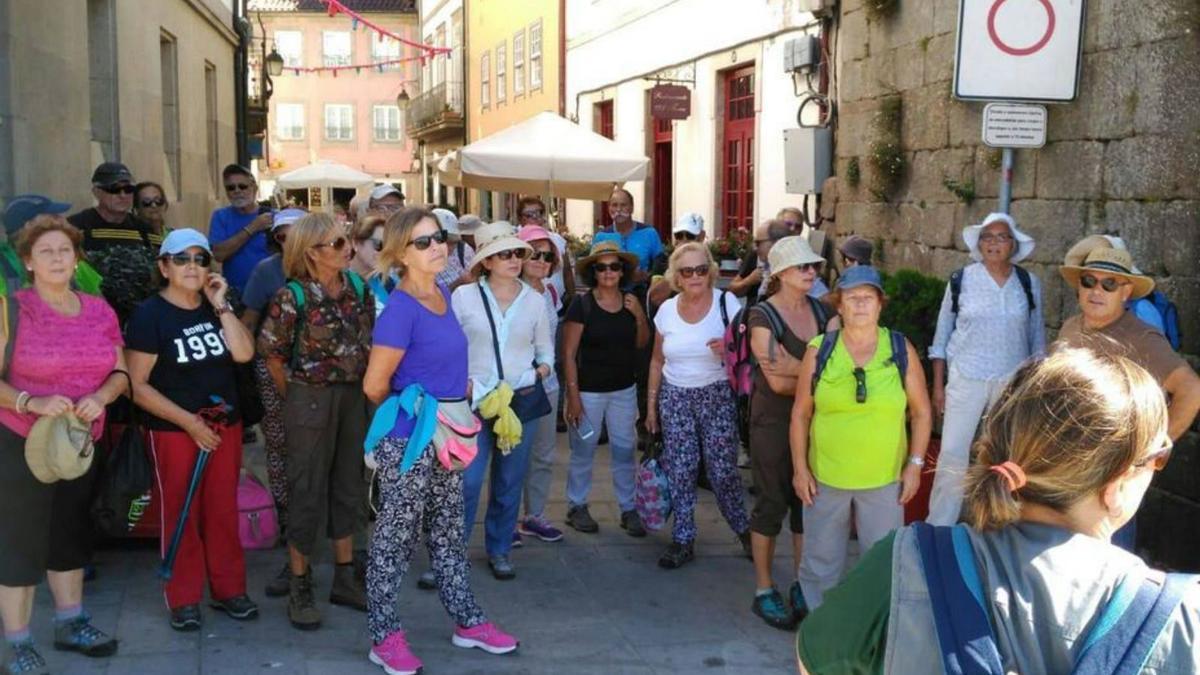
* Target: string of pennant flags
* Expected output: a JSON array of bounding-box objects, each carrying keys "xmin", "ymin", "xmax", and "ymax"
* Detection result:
[
  {"xmin": 281, "ymin": 1, "xmax": 451, "ymax": 76},
  {"xmin": 286, "ymin": 56, "xmax": 422, "ymax": 76}
]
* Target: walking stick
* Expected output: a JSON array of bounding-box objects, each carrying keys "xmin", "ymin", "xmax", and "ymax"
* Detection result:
[{"xmin": 158, "ymin": 396, "xmax": 232, "ymax": 581}]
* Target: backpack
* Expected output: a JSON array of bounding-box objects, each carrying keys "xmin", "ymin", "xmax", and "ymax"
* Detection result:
[
  {"xmin": 949, "ymin": 265, "xmax": 1036, "ymax": 327},
  {"xmin": 0, "ymin": 288, "xmax": 16, "ymax": 377},
  {"xmin": 90, "ymin": 371, "xmax": 155, "ymax": 538},
  {"xmin": 811, "ymin": 328, "xmax": 908, "ymax": 395},
  {"xmin": 724, "ymin": 296, "xmax": 828, "ymax": 397},
  {"xmin": 285, "ymin": 270, "xmax": 365, "ymax": 371},
  {"xmin": 1137, "ymin": 290, "xmax": 1182, "ymax": 350},
  {"xmin": 913, "ymin": 522, "xmax": 1198, "ymax": 675}
]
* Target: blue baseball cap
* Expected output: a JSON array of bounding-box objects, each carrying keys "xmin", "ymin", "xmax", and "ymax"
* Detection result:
[
  {"xmin": 836, "ymin": 265, "xmax": 884, "ymax": 293},
  {"xmin": 4, "ymin": 194, "xmax": 72, "ymax": 235},
  {"xmin": 159, "ymin": 228, "xmax": 212, "ymax": 256}
]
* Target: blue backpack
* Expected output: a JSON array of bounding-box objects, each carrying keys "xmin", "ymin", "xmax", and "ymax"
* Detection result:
[
  {"xmin": 811, "ymin": 328, "xmax": 908, "ymax": 395},
  {"xmin": 913, "ymin": 522, "xmax": 1197, "ymax": 675},
  {"xmin": 1135, "ymin": 290, "xmax": 1181, "ymax": 351}
]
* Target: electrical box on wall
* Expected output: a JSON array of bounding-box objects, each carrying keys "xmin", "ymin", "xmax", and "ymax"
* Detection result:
[
  {"xmin": 783, "ymin": 35, "xmax": 820, "ymax": 74},
  {"xmin": 798, "ymin": 0, "xmax": 837, "ymax": 17},
  {"xmin": 783, "ymin": 127, "xmax": 832, "ymax": 194}
]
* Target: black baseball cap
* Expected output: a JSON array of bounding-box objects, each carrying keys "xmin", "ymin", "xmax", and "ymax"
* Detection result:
[{"xmin": 91, "ymin": 162, "xmax": 134, "ymax": 187}]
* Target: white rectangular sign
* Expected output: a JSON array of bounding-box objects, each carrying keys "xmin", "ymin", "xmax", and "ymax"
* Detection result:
[
  {"xmin": 982, "ymin": 103, "xmax": 1047, "ymax": 147},
  {"xmin": 954, "ymin": 0, "xmax": 1086, "ymax": 102}
]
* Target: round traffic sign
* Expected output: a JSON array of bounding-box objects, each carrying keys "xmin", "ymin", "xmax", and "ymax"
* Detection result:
[{"xmin": 987, "ymin": 0, "xmax": 1056, "ymax": 57}]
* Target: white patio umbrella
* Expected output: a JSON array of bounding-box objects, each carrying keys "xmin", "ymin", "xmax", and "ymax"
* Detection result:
[
  {"xmin": 275, "ymin": 160, "xmax": 375, "ymax": 189},
  {"xmin": 454, "ymin": 112, "xmax": 648, "ymax": 201}
]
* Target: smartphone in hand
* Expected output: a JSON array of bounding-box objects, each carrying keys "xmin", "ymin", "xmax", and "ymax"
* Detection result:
[{"xmin": 571, "ymin": 414, "xmax": 596, "ymax": 441}]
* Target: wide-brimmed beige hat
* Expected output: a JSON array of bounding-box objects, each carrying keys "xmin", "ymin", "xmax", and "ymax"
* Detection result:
[
  {"xmin": 469, "ymin": 220, "xmax": 532, "ymax": 273},
  {"xmin": 25, "ymin": 412, "xmax": 95, "ymax": 484},
  {"xmin": 767, "ymin": 235, "xmax": 824, "ymax": 279},
  {"xmin": 574, "ymin": 240, "xmax": 639, "ymax": 279},
  {"xmin": 963, "ymin": 212, "xmax": 1035, "ymax": 263},
  {"xmin": 1060, "ymin": 246, "xmax": 1155, "ymax": 299}
]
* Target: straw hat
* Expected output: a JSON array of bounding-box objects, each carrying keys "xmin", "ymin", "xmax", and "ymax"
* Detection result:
[
  {"xmin": 574, "ymin": 240, "xmax": 639, "ymax": 279},
  {"xmin": 962, "ymin": 212, "xmax": 1035, "ymax": 263},
  {"xmin": 469, "ymin": 221, "xmax": 531, "ymax": 273},
  {"xmin": 1060, "ymin": 246, "xmax": 1154, "ymax": 299},
  {"xmin": 767, "ymin": 236, "xmax": 824, "ymax": 279},
  {"xmin": 25, "ymin": 412, "xmax": 95, "ymax": 484}
]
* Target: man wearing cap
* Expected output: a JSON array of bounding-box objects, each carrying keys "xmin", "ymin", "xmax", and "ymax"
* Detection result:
[
  {"xmin": 647, "ymin": 213, "xmax": 707, "ymax": 309},
  {"xmin": 593, "ymin": 188, "xmax": 663, "ymax": 285},
  {"xmin": 2, "ymin": 195, "xmax": 102, "ymax": 297},
  {"xmin": 431, "ymin": 208, "xmax": 476, "ymax": 292},
  {"xmin": 1054, "ymin": 244, "xmax": 1200, "ymax": 442},
  {"xmin": 837, "ymin": 235, "xmax": 873, "ymax": 270},
  {"xmin": 368, "ymin": 184, "xmax": 404, "ymax": 214},
  {"xmin": 68, "ymin": 162, "xmax": 160, "ymax": 324},
  {"xmin": 209, "ymin": 165, "xmax": 273, "ymax": 293}
]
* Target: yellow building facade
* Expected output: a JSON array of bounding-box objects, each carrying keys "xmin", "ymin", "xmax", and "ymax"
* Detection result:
[{"xmin": 464, "ymin": 0, "xmax": 560, "ymax": 217}]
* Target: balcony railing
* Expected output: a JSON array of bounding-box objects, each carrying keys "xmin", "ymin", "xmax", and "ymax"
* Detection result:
[{"xmin": 405, "ymin": 81, "xmax": 464, "ymax": 138}]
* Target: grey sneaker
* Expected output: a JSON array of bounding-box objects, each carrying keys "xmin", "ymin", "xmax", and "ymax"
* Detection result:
[
  {"xmin": 52, "ymin": 613, "xmax": 118, "ymax": 657},
  {"xmin": 3, "ymin": 641, "xmax": 47, "ymax": 674},
  {"xmin": 210, "ymin": 595, "xmax": 259, "ymax": 621},
  {"xmin": 620, "ymin": 510, "xmax": 647, "ymax": 538},
  {"xmin": 264, "ymin": 562, "xmax": 291, "ymax": 598},
  {"xmin": 287, "ymin": 569, "xmax": 321, "ymax": 631},
  {"xmin": 488, "ymin": 555, "xmax": 516, "ymax": 581},
  {"xmin": 329, "ymin": 563, "xmax": 367, "ymax": 612},
  {"xmin": 416, "ymin": 569, "xmax": 437, "ymax": 590},
  {"xmin": 566, "ymin": 505, "xmax": 599, "ymax": 533}
]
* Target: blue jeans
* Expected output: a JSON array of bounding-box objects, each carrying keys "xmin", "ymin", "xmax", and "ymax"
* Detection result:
[
  {"xmin": 463, "ymin": 415, "xmax": 536, "ymax": 557},
  {"xmin": 566, "ymin": 385, "xmax": 638, "ymax": 513}
]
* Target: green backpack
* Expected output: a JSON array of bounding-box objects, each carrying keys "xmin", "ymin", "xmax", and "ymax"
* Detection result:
[{"xmin": 284, "ymin": 270, "xmax": 365, "ymax": 371}]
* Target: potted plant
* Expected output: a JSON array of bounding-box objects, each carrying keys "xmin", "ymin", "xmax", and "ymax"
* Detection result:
[{"xmin": 708, "ymin": 228, "xmax": 752, "ymax": 272}]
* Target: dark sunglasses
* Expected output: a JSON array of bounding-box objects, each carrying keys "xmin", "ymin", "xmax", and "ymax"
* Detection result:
[
  {"xmin": 674, "ymin": 232, "xmax": 698, "ymax": 242},
  {"xmin": 162, "ymin": 252, "xmax": 212, "ymax": 268},
  {"xmin": 592, "ymin": 261, "xmax": 623, "ymax": 273},
  {"xmin": 491, "ymin": 248, "xmax": 529, "ymax": 261},
  {"xmin": 100, "ymin": 184, "xmax": 136, "ymax": 195},
  {"xmin": 312, "ymin": 236, "xmax": 349, "ymax": 251},
  {"xmin": 139, "ymin": 197, "xmax": 167, "ymax": 208},
  {"xmin": 520, "ymin": 210, "xmax": 545, "ymax": 220},
  {"xmin": 368, "ymin": 238, "xmax": 384, "ymax": 252},
  {"xmin": 1132, "ymin": 443, "xmax": 1173, "ymax": 472},
  {"xmin": 408, "ymin": 229, "xmax": 448, "ymax": 251},
  {"xmin": 678, "ymin": 264, "xmax": 710, "ymax": 278},
  {"xmin": 1080, "ymin": 274, "xmax": 1129, "ymax": 293},
  {"xmin": 274, "ymin": 232, "xmax": 287, "ymax": 244},
  {"xmin": 224, "ymin": 182, "xmax": 252, "ymax": 192},
  {"xmin": 529, "ymin": 250, "xmax": 555, "ymax": 263},
  {"xmin": 798, "ymin": 262, "xmax": 823, "ymax": 273},
  {"xmin": 853, "ymin": 367, "xmax": 867, "ymax": 404}
]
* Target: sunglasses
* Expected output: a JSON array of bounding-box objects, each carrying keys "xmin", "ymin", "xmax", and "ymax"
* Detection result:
[
  {"xmin": 678, "ymin": 264, "xmax": 710, "ymax": 278},
  {"xmin": 674, "ymin": 232, "xmax": 698, "ymax": 242},
  {"xmin": 224, "ymin": 182, "xmax": 252, "ymax": 192},
  {"xmin": 979, "ymin": 233, "xmax": 1014, "ymax": 243},
  {"xmin": 368, "ymin": 238, "xmax": 384, "ymax": 252},
  {"xmin": 100, "ymin": 184, "xmax": 136, "ymax": 195},
  {"xmin": 409, "ymin": 229, "xmax": 448, "ymax": 251},
  {"xmin": 852, "ymin": 367, "xmax": 868, "ymax": 404},
  {"xmin": 139, "ymin": 197, "xmax": 167, "ymax": 208},
  {"xmin": 529, "ymin": 250, "xmax": 555, "ymax": 263},
  {"xmin": 797, "ymin": 262, "xmax": 822, "ymax": 273},
  {"xmin": 593, "ymin": 261, "xmax": 623, "ymax": 273},
  {"xmin": 1132, "ymin": 443, "xmax": 1173, "ymax": 472},
  {"xmin": 274, "ymin": 231, "xmax": 287, "ymax": 244},
  {"xmin": 162, "ymin": 252, "xmax": 212, "ymax": 268},
  {"xmin": 1080, "ymin": 274, "xmax": 1129, "ymax": 293},
  {"xmin": 520, "ymin": 210, "xmax": 545, "ymax": 220},
  {"xmin": 312, "ymin": 236, "xmax": 349, "ymax": 251},
  {"xmin": 491, "ymin": 248, "xmax": 530, "ymax": 261}
]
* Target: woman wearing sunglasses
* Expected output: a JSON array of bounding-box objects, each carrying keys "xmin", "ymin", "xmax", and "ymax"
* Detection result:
[
  {"xmin": 646, "ymin": 242, "xmax": 750, "ymax": 569},
  {"xmin": 351, "ymin": 213, "xmax": 398, "ymax": 317},
  {"xmin": 450, "ymin": 221, "xmax": 553, "ymax": 580},
  {"xmin": 134, "ymin": 181, "xmax": 171, "ymax": 237},
  {"xmin": 361, "ymin": 208, "xmax": 517, "ymax": 674},
  {"xmin": 125, "ymin": 229, "xmax": 257, "ymax": 631},
  {"xmin": 926, "ymin": 213, "xmax": 1044, "ymax": 527},
  {"xmin": 789, "ymin": 265, "xmax": 930, "ymax": 610},
  {"xmin": 798, "ymin": 350, "xmax": 1200, "ymax": 674},
  {"xmin": 257, "ymin": 213, "xmax": 376, "ymax": 631}
]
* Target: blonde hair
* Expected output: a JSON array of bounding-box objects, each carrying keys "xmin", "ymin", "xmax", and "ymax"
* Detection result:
[
  {"xmin": 351, "ymin": 212, "xmax": 387, "ymax": 243},
  {"xmin": 282, "ymin": 212, "xmax": 339, "ymax": 280},
  {"xmin": 962, "ymin": 348, "xmax": 1168, "ymax": 531},
  {"xmin": 664, "ymin": 241, "xmax": 718, "ymax": 292},
  {"xmin": 376, "ymin": 207, "xmax": 437, "ymax": 278}
]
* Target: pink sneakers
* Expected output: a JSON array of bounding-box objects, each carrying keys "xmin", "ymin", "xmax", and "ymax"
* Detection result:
[
  {"xmin": 451, "ymin": 622, "xmax": 519, "ymax": 654},
  {"xmin": 369, "ymin": 631, "xmax": 423, "ymax": 675}
]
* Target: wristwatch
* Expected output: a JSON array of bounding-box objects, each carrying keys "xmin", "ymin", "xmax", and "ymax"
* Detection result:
[
  {"xmin": 906, "ymin": 455, "xmax": 925, "ymax": 467},
  {"xmin": 215, "ymin": 302, "xmax": 234, "ymax": 316}
]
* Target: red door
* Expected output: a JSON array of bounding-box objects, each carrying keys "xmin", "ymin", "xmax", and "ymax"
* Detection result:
[
  {"xmin": 594, "ymin": 100, "xmax": 615, "ymax": 231},
  {"xmin": 652, "ymin": 117, "xmax": 673, "ymax": 241},
  {"xmin": 722, "ymin": 66, "xmax": 755, "ymax": 235}
]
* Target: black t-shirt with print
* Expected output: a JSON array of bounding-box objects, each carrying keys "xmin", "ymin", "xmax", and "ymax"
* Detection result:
[
  {"xmin": 68, "ymin": 208, "xmax": 161, "ymax": 326},
  {"xmin": 564, "ymin": 291, "xmax": 638, "ymax": 393},
  {"xmin": 125, "ymin": 294, "xmax": 240, "ymax": 432}
]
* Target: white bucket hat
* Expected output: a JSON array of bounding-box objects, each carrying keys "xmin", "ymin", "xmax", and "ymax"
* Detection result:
[
  {"xmin": 767, "ymin": 236, "xmax": 825, "ymax": 279},
  {"xmin": 962, "ymin": 212, "xmax": 1035, "ymax": 263}
]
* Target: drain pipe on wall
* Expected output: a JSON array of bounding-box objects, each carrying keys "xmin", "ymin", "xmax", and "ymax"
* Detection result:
[{"xmin": 0, "ymin": 0, "xmax": 16, "ymax": 201}]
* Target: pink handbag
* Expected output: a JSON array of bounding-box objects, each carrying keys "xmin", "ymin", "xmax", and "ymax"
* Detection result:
[{"xmin": 237, "ymin": 472, "xmax": 278, "ymax": 550}]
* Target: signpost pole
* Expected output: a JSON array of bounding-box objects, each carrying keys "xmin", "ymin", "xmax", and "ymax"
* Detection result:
[{"xmin": 998, "ymin": 147, "xmax": 1014, "ymax": 214}]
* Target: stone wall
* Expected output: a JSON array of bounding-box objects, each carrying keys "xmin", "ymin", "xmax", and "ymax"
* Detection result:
[{"xmin": 830, "ymin": 0, "xmax": 1200, "ymax": 569}]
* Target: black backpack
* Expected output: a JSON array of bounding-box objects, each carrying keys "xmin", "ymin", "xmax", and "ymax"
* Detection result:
[
  {"xmin": 91, "ymin": 371, "xmax": 155, "ymax": 538},
  {"xmin": 949, "ymin": 265, "xmax": 1036, "ymax": 327}
]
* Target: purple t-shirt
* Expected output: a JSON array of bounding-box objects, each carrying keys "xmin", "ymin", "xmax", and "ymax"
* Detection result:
[{"xmin": 372, "ymin": 283, "xmax": 469, "ymax": 438}]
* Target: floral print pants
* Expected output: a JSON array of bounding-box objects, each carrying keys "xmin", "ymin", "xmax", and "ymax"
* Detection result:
[
  {"xmin": 367, "ymin": 437, "xmax": 486, "ymax": 644},
  {"xmin": 253, "ymin": 357, "xmax": 288, "ymax": 531},
  {"xmin": 658, "ymin": 381, "xmax": 750, "ymax": 545}
]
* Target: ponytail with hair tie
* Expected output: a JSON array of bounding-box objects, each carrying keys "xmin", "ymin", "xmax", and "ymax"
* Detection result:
[{"xmin": 988, "ymin": 461, "xmax": 1027, "ymax": 493}]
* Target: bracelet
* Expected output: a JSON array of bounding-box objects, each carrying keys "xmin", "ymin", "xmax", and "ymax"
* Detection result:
[
  {"xmin": 15, "ymin": 391, "xmax": 30, "ymax": 414},
  {"xmin": 215, "ymin": 302, "xmax": 234, "ymax": 316},
  {"xmin": 907, "ymin": 455, "xmax": 925, "ymax": 467}
]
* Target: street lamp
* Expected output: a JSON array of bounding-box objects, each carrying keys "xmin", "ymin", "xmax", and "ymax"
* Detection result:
[
  {"xmin": 266, "ymin": 46, "xmax": 284, "ymax": 77},
  {"xmin": 396, "ymin": 87, "xmax": 411, "ymax": 110}
]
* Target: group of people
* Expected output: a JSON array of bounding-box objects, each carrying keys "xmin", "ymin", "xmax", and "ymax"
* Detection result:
[{"xmin": 1, "ymin": 163, "xmax": 1199, "ymax": 674}]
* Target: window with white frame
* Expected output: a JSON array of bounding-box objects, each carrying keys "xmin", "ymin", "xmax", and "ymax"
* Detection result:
[
  {"xmin": 276, "ymin": 103, "xmax": 304, "ymax": 140},
  {"xmin": 512, "ymin": 29, "xmax": 525, "ymax": 96},
  {"xmin": 529, "ymin": 20, "xmax": 542, "ymax": 90},
  {"xmin": 495, "ymin": 41, "xmax": 506, "ymax": 103},
  {"xmin": 422, "ymin": 33, "xmax": 434, "ymax": 92},
  {"xmin": 275, "ymin": 30, "xmax": 303, "ymax": 68},
  {"xmin": 322, "ymin": 31, "xmax": 351, "ymax": 67},
  {"xmin": 371, "ymin": 33, "xmax": 401, "ymax": 70},
  {"xmin": 481, "ymin": 51, "xmax": 490, "ymax": 108},
  {"xmin": 372, "ymin": 105, "xmax": 402, "ymax": 141},
  {"xmin": 324, "ymin": 104, "xmax": 353, "ymax": 140}
]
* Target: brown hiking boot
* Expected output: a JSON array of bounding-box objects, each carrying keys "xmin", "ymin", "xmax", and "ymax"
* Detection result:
[
  {"xmin": 287, "ymin": 569, "xmax": 321, "ymax": 631},
  {"xmin": 329, "ymin": 562, "xmax": 367, "ymax": 612}
]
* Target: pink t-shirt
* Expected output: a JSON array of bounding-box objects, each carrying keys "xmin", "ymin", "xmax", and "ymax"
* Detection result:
[{"xmin": 0, "ymin": 289, "xmax": 123, "ymax": 438}]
